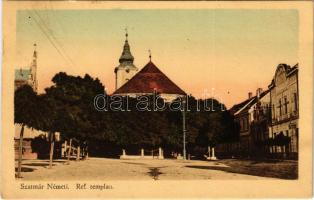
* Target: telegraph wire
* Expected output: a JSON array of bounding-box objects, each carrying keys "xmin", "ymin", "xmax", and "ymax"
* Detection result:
[
  {"xmin": 32, "ymin": 10, "xmax": 77, "ymax": 68},
  {"xmin": 26, "ymin": 10, "xmax": 75, "ymax": 68}
]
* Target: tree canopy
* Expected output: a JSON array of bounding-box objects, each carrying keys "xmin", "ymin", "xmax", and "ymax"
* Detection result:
[
  {"xmin": 14, "ymin": 84, "xmax": 41, "ymax": 129},
  {"xmin": 42, "ymin": 72, "xmax": 106, "ymax": 144},
  {"xmin": 15, "ymin": 72, "xmax": 240, "ymax": 158}
]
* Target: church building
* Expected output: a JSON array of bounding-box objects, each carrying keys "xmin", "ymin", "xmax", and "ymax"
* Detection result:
[
  {"xmin": 15, "ymin": 44, "xmax": 38, "ymax": 92},
  {"xmin": 113, "ymin": 33, "xmax": 186, "ymax": 102}
]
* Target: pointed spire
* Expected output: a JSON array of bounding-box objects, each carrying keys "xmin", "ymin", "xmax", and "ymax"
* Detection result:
[
  {"xmin": 125, "ymin": 27, "xmax": 128, "ymax": 41},
  {"xmin": 31, "ymin": 43, "xmax": 37, "ymax": 68},
  {"xmin": 33, "ymin": 43, "xmax": 37, "ymax": 58},
  {"xmin": 119, "ymin": 29, "xmax": 134, "ymax": 64},
  {"xmin": 29, "ymin": 43, "xmax": 38, "ymax": 92}
]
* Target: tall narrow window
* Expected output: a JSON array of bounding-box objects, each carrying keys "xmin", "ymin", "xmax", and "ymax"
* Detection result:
[
  {"xmin": 240, "ymin": 120, "xmax": 243, "ymax": 131},
  {"xmin": 279, "ymin": 99, "xmax": 282, "ymax": 116},
  {"xmin": 294, "ymin": 93, "xmax": 298, "ymax": 112},
  {"xmin": 284, "ymin": 97, "xmax": 288, "ymax": 115}
]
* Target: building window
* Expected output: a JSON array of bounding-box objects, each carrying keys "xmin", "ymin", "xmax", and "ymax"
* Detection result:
[
  {"xmin": 240, "ymin": 119, "xmax": 243, "ymax": 131},
  {"xmin": 294, "ymin": 93, "xmax": 298, "ymax": 112},
  {"xmin": 284, "ymin": 97, "xmax": 288, "ymax": 115},
  {"xmin": 279, "ymin": 99, "xmax": 282, "ymax": 116}
]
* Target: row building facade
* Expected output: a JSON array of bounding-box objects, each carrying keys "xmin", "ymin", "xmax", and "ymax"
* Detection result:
[
  {"xmin": 268, "ymin": 63, "xmax": 299, "ymax": 159},
  {"xmin": 216, "ymin": 63, "xmax": 298, "ymax": 159}
]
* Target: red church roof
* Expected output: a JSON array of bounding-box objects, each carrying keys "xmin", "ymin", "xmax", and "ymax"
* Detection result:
[{"xmin": 114, "ymin": 61, "xmax": 186, "ymax": 95}]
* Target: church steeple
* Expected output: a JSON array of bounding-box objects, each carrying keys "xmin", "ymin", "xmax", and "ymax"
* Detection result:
[
  {"xmin": 30, "ymin": 43, "xmax": 38, "ymax": 92},
  {"xmin": 119, "ymin": 28, "xmax": 134, "ymax": 64},
  {"xmin": 32, "ymin": 43, "xmax": 37, "ymax": 65},
  {"xmin": 114, "ymin": 30, "xmax": 138, "ymax": 90}
]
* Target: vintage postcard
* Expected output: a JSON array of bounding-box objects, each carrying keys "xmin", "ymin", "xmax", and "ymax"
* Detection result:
[{"xmin": 1, "ymin": 1, "xmax": 313, "ymax": 198}]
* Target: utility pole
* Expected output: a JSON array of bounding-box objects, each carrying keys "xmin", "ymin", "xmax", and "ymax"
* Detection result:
[{"xmin": 182, "ymin": 97, "xmax": 186, "ymax": 160}]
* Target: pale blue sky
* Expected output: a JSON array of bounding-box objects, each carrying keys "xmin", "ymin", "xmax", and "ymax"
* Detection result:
[{"xmin": 16, "ymin": 9, "xmax": 299, "ymax": 107}]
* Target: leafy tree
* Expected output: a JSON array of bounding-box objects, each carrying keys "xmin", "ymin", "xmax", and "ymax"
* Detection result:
[
  {"xmin": 14, "ymin": 85, "xmax": 40, "ymax": 177},
  {"xmin": 41, "ymin": 72, "xmax": 105, "ymax": 163},
  {"xmin": 36, "ymin": 72, "xmax": 238, "ymax": 160},
  {"xmin": 36, "ymin": 93, "xmax": 59, "ymax": 168},
  {"xmin": 167, "ymin": 96, "xmax": 239, "ymax": 158}
]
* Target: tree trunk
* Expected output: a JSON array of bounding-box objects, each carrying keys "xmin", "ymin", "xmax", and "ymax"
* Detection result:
[
  {"xmin": 81, "ymin": 146, "xmax": 85, "ymax": 159},
  {"xmin": 63, "ymin": 140, "xmax": 67, "ymax": 158},
  {"xmin": 76, "ymin": 146, "xmax": 80, "ymax": 161},
  {"xmin": 84, "ymin": 145, "xmax": 88, "ymax": 160},
  {"xmin": 86, "ymin": 146, "xmax": 89, "ymax": 159},
  {"xmin": 17, "ymin": 124, "xmax": 25, "ymax": 178},
  {"xmin": 49, "ymin": 132, "xmax": 55, "ymax": 169},
  {"xmin": 67, "ymin": 138, "xmax": 72, "ymax": 163},
  {"xmin": 282, "ymin": 145, "xmax": 286, "ymax": 159}
]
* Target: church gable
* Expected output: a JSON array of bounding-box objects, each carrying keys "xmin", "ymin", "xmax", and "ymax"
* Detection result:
[
  {"xmin": 15, "ymin": 69, "xmax": 31, "ymax": 81},
  {"xmin": 114, "ymin": 61, "xmax": 186, "ymax": 95}
]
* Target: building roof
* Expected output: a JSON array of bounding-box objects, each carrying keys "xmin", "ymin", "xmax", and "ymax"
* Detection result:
[
  {"xmin": 114, "ymin": 61, "xmax": 186, "ymax": 95},
  {"xmin": 119, "ymin": 34, "xmax": 134, "ymax": 65},
  {"xmin": 229, "ymin": 97, "xmax": 254, "ymax": 115},
  {"xmin": 15, "ymin": 69, "xmax": 31, "ymax": 81},
  {"xmin": 230, "ymin": 89, "xmax": 269, "ymax": 116},
  {"xmin": 15, "ymin": 124, "xmax": 46, "ymax": 139},
  {"xmin": 268, "ymin": 63, "xmax": 298, "ymax": 89},
  {"xmin": 114, "ymin": 34, "xmax": 138, "ymax": 73}
]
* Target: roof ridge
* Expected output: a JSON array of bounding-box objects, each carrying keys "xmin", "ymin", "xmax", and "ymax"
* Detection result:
[{"xmin": 114, "ymin": 61, "xmax": 186, "ymax": 95}]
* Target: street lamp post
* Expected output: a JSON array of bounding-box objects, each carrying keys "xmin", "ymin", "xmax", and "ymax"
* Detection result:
[{"xmin": 182, "ymin": 97, "xmax": 186, "ymax": 160}]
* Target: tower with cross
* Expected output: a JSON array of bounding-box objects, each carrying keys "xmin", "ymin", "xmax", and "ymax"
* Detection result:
[{"xmin": 114, "ymin": 29, "xmax": 138, "ymax": 90}]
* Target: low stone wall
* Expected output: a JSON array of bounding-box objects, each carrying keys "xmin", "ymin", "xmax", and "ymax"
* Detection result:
[
  {"xmin": 120, "ymin": 148, "xmax": 164, "ymax": 159},
  {"xmin": 120, "ymin": 155, "xmax": 162, "ymax": 160}
]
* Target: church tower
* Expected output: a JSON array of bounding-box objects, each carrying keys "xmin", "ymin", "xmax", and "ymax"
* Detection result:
[
  {"xmin": 114, "ymin": 31, "xmax": 138, "ymax": 90},
  {"xmin": 30, "ymin": 43, "xmax": 38, "ymax": 92}
]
